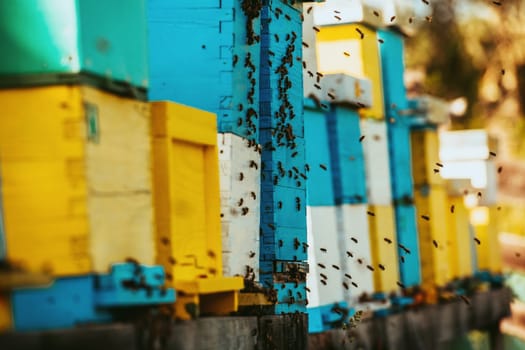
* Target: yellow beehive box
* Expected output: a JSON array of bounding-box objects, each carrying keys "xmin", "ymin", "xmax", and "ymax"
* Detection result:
[
  {"xmin": 471, "ymin": 206, "xmax": 502, "ymax": 274},
  {"xmin": 367, "ymin": 205, "xmax": 400, "ymax": 293},
  {"xmin": 446, "ymin": 196, "xmax": 473, "ymax": 279},
  {"xmin": 315, "ymin": 23, "xmax": 384, "ymax": 120},
  {"xmin": 411, "ymin": 129, "xmax": 444, "ymax": 187},
  {"xmin": 0, "ymin": 294, "xmax": 11, "ymax": 331},
  {"xmin": 150, "ymin": 102, "xmax": 243, "ymax": 320},
  {"xmin": 414, "ymin": 185, "xmax": 450, "ymax": 290},
  {"xmin": 0, "ymin": 86, "xmax": 155, "ymax": 276}
]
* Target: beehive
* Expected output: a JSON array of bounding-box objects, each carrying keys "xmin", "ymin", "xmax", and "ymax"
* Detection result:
[
  {"xmin": 0, "ymin": 85, "xmax": 155, "ymax": 276},
  {"xmin": 414, "ymin": 185, "xmax": 450, "ymax": 290},
  {"xmin": 150, "ymin": 101, "xmax": 243, "ymax": 320},
  {"xmin": 447, "ymin": 195, "xmax": 473, "ymax": 279},
  {"xmin": 361, "ymin": 119, "xmax": 393, "ymax": 205},
  {"xmin": 148, "ymin": 0, "xmax": 260, "ymax": 142},
  {"xmin": 471, "ymin": 206, "xmax": 502, "ymax": 274},
  {"xmin": 217, "ymin": 133, "xmax": 260, "ymax": 280},
  {"xmin": 411, "ymin": 129, "xmax": 444, "ymax": 187},
  {"xmin": 367, "ymin": 205, "xmax": 400, "ymax": 293},
  {"xmin": 340, "ymin": 204, "xmax": 375, "ymax": 299},
  {"xmin": 315, "ymin": 23, "xmax": 384, "ymax": 120},
  {"xmin": 0, "ymin": 0, "xmax": 148, "ymax": 95}
]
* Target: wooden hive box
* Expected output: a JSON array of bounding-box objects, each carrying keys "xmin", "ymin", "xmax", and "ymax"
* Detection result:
[
  {"xmin": 0, "ymin": 85, "xmax": 155, "ymax": 276},
  {"xmin": 150, "ymin": 101, "xmax": 243, "ymax": 320}
]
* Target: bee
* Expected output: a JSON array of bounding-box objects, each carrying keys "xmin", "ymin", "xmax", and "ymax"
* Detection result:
[
  {"xmin": 460, "ymin": 295, "xmax": 471, "ymax": 305},
  {"xmin": 291, "ymin": 151, "xmax": 298, "ymax": 158},
  {"xmin": 320, "ymin": 248, "xmax": 327, "ymax": 253},
  {"xmin": 284, "ymin": 14, "xmax": 291, "ymax": 21},
  {"xmin": 249, "ymin": 160, "xmax": 258, "ymax": 169},
  {"xmin": 477, "ymin": 192, "xmax": 482, "ymax": 198},
  {"xmin": 343, "ymin": 51, "xmax": 350, "ymax": 57},
  {"xmin": 268, "ymin": 223, "xmax": 276, "ymax": 230},
  {"xmin": 307, "ymin": 70, "xmax": 314, "ymax": 77},
  {"xmin": 313, "ymin": 26, "xmax": 320, "ymax": 32},
  {"xmin": 384, "ymin": 237, "xmax": 392, "ymax": 244},
  {"xmin": 233, "ymin": 55, "xmax": 239, "ymax": 67},
  {"xmin": 300, "ymin": 173, "xmax": 307, "ymax": 180},
  {"xmin": 345, "ymin": 274, "xmax": 352, "ymax": 279},
  {"xmin": 207, "ymin": 250, "xmax": 216, "ymax": 258},
  {"xmin": 274, "ymin": 34, "xmax": 279, "ymax": 42},
  {"xmin": 168, "ymin": 256, "xmax": 177, "ymax": 265},
  {"xmin": 433, "ymin": 169, "xmax": 439, "ymax": 174},
  {"xmin": 248, "ymin": 251, "xmax": 256, "ymax": 258},
  {"xmin": 421, "ymin": 215, "xmax": 430, "ymax": 221},
  {"xmin": 165, "ymin": 273, "xmax": 173, "ymax": 281},
  {"xmin": 502, "ymin": 69, "xmax": 505, "ymax": 75},
  {"xmin": 390, "ymin": 16, "xmax": 396, "ymax": 22},
  {"xmin": 400, "ymin": 256, "xmax": 405, "ymax": 263},
  {"xmin": 302, "ymin": 42, "xmax": 309, "ymax": 48},
  {"xmin": 277, "ymin": 201, "xmax": 283, "ymax": 209},
  {"xmin": 239, "ymin": 172, "xmax": 244, "ymax": 181},
  {"xmin": 425, "ymin": 16, "xmax": 432, "ymax": 22},
  {"xmin": 302, "ymin": 61, "xmax": 307, "ymax": 69},
  {"xmin": 351, "ymin": 282, "xmax": 358, "ymax": 288},
  {"xmin": 305, "ymin": 287, "xmax": 311, "ymax": 292},
  {"xmin": 450, "ymin": 205, "xmax": 455, "ymax": 213},
  {"xmin": 295, "ymin": 197, "xmax": 301, "ymax": 211},
  {"xmin": 238, "ymin": 198, "xmax": 244, "ymax": 207},
  {"xmin": 318, "ymin": 263, "xmax": 326, "ymax": 269},
  {"xmin": 367, "ymin": 211, "xmax": 375, "ymax": 216},
  {"xmin": 160, "ymin": 237, "xmax": 170, "ymax": 245},
  {"xmin": 332, "ymin": 264, "xmax": 340, "ymax": 270},
  {"xmin": 474, "ymin": 237, "xmax": 481, "ymax": 245},
  {"xmin": 307, "ymin": 6, "xmax": 313, "ymax": 14},
  {"xmin": 433, "ymin": 240, "xmax": 438, "ymax": 248},
  {"xmin": 436, "ymin": 162, "xmax": 444, "ymax": 168},
  {"xmin": 351, "ymin": 237, "xmax": 358, "ymax": 243},
  {"xmin": 305, "ymin": 164, "xmax": 310, "ymax": 172},
  {"xmin": 334, "ymin": 10, "xmax": 341, "ymax": 14},
  {"xmin": 320, "ymin": 273, "xmax": 327, "ymax": 279},
  {"xmin": 241, "ymin": 207, "xmax": 249, "ymax": 216},
  {"xmin": 396, "ymin": 281, "xmax": 405, "ymax": 288},
  {"xmin": 278, "ymin": 240, "xmax": 283, "ymax": 247},
  {"xmin": 319, "ymin": 164, "xmax": 327, "ymax": 170},
  {"xmin": 321, "ymin": 280, "xmax": 327, "ymax": 286},
  {"xmin": 346, "ymin": 251, "xmax": 354, "ymax": 258},
  {"xmin": 328, "ymin": 93, "xmax": 336, "ymax": 100},
  {"xmin": 125, "ymin": 257, "xmax": 140, "ymax": 265},
  {"xmin": 373, "ymin": 10, "xmax": 380, "ymax": 17},
  {"xmin": 378, "ymin": 39, "xmax": 384, "ymax": 44},
  {"xmin": 378, "ymin": 264, "xmax": 385, "ymax": 271},
  {"xmin": 357, "ymin": 258, "xmax": 363, "ymax": 264},
  {"xmin": 498, "ymin": 166, "xmax": 503, "ymax": 173},
  {"xmin": 314, "ymin": 84, "xmax": 321, "ymax": 90},
  {"xmin": 250, "ymin": 192, "xmax": 256, "ymax": 200},
  {"xmin": 355, "ymin": 28, "xmax": 364, "ymax": 39},
  {"xmin": 334, "ymin": 15, "xmax": 342, "ymax": 21},
  {"xmin": 366, "ymin": 265, "xmax": 374, "ymax": 271},
  {"xmin": 422, "ymin": 0, "xmax": 429, "ymax": 4}
]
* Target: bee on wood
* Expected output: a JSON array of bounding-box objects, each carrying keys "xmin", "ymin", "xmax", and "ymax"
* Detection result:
[
  {"xmin": 239, "ymin": 172, "xmax": 244, "ymax": 181},
  {"xmin": 397, "ymin": 281, "xmax": 405, "ymax": 288},
  {"xmin": 355, "ymin": 28, "xmax": 364, "ymax": 39},
  {"xmin": 378, "ymin": 264, "xmax": 385, "ymax": 271},
  {"xmin": 384, "ymin": 238, "xmax": 392, "ymax": 244},
  {"xmin": 319, "ymin": 164, "xmax": 327, "ymax": 170},
  {"xmin": 334, "ymin": 15, "xmax": 342, "ymax": 21},
  {"xmin": 366, "ymin": 265, "xmax": 374, "ymax": 271},
  {"xmin": 351, "ymin": 237, "xmax": 358, "ymax": 243},
  {"xmin": 248, "ymin": 251, "xmax": 256, "ymax": 258},
  {"xmin": 390, "ymin": 16, "xmax": 396, "ymax": 22},
  {"xmin": 343, "ymin": 51, "xmax": 350, "ymax": 57},
  {"xmin": 345, "ymin": 273, "xmax": 352, "ymax": 279},
  {"xmin": 421, "ymin": 215, "xmax": 430, "ymax": 221},
  {"xmin": 332, "ymin": 264, "xmax": 340, "ymax": 270},
  {"xmin": 318, "ymin": 263, "xmax": 326, "ymax": 269},
  {"xmin": 346, "ymin": 251, "xmax": 354, "ymax": 258},
  {"xmin": 250, "ymin": 192, "xmax": 256, "ymax": 200},
  {"xmin": 302, "ymin": 42, "xmax": 309, "ymax": 48},
  {"xmin": 367, "ymin": 211, "xmax": 375, "ymax": 216},
  {"xmin": 320, "ymin": 248, "xmax": 327, "ymax": 252},
  {"xmin": 433, "ymin": 240, "xmax": 438, "ymax": 248},
  {"xmin": 307, "ymin": 6, "xmax": 313, "ymax": 14},
  {"xmin": 320, "ymin": 273, "xmax": 327, "ymax": 279},
  {"xmin": 321, "ymin": 280, "xmax": 327, "ymax": 286},
  {"xmin": 474, "ymin": 237, "xmax": 481, "ymax": 245},
  {"xmin": 241, "ymin": 207, "xmax": 249, "ymax": 216},
  {"xmin": 313, "ymin": 26, "xmax": 320, "ymax": 32},
  {"xmin": 238, "ymin": 198, "xmax": 244, "ymax": 207},
  {"xmin": 352, "ymin": 282, "xmax": 358, "ymax": 288}
]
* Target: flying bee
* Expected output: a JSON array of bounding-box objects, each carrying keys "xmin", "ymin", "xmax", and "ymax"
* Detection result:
[
  {"xmin": 239, "ymin": 172, "xmax": 244, "ymax": 181},
  {"xmin": 355, "ymin": 28, "xmax": 364, "ymax": 39},
  {"xmin": 248, "ymin": 251, "xmax": 256, "ymax": 258}
]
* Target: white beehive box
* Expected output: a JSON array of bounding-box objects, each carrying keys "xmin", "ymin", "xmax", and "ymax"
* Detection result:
[
  {"xmin": 360, "ymin": 119, "xmax": 393, "ymax": 205},
  {"xmin": 217, "ymin": 133, "xmax": 261, "ymax": 280}
]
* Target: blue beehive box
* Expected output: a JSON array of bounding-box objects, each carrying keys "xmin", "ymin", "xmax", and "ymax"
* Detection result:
[
  {"xmin": 148, "ymin": 0, "xmax": 260, "ymax": 141},
  {"xmin": 0, "ymin": 0, "xmax": 149, "ymax": 97},
  {"xmin": 12, "ymin": 263, "xmax": 175, "ymax": 331},
  {"xmin": 326, "ymin": 105, "xmax": 367, "ymax": 205},
  {"xmin": 378, "ymin": 29, "xmax": 421, "ymax": 287},
  {"xmin": 258, "ymin": 1, "xmax": 308, "ymax": 312},
  {"xmin": 304, "ymin": 101, "xmax": 335, "ymax": 206}
]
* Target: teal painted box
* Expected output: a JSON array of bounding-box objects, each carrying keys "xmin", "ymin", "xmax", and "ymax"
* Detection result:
[{"xmin": 0, "ymin": 0, "xmax": 148, "ymax": 97}]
